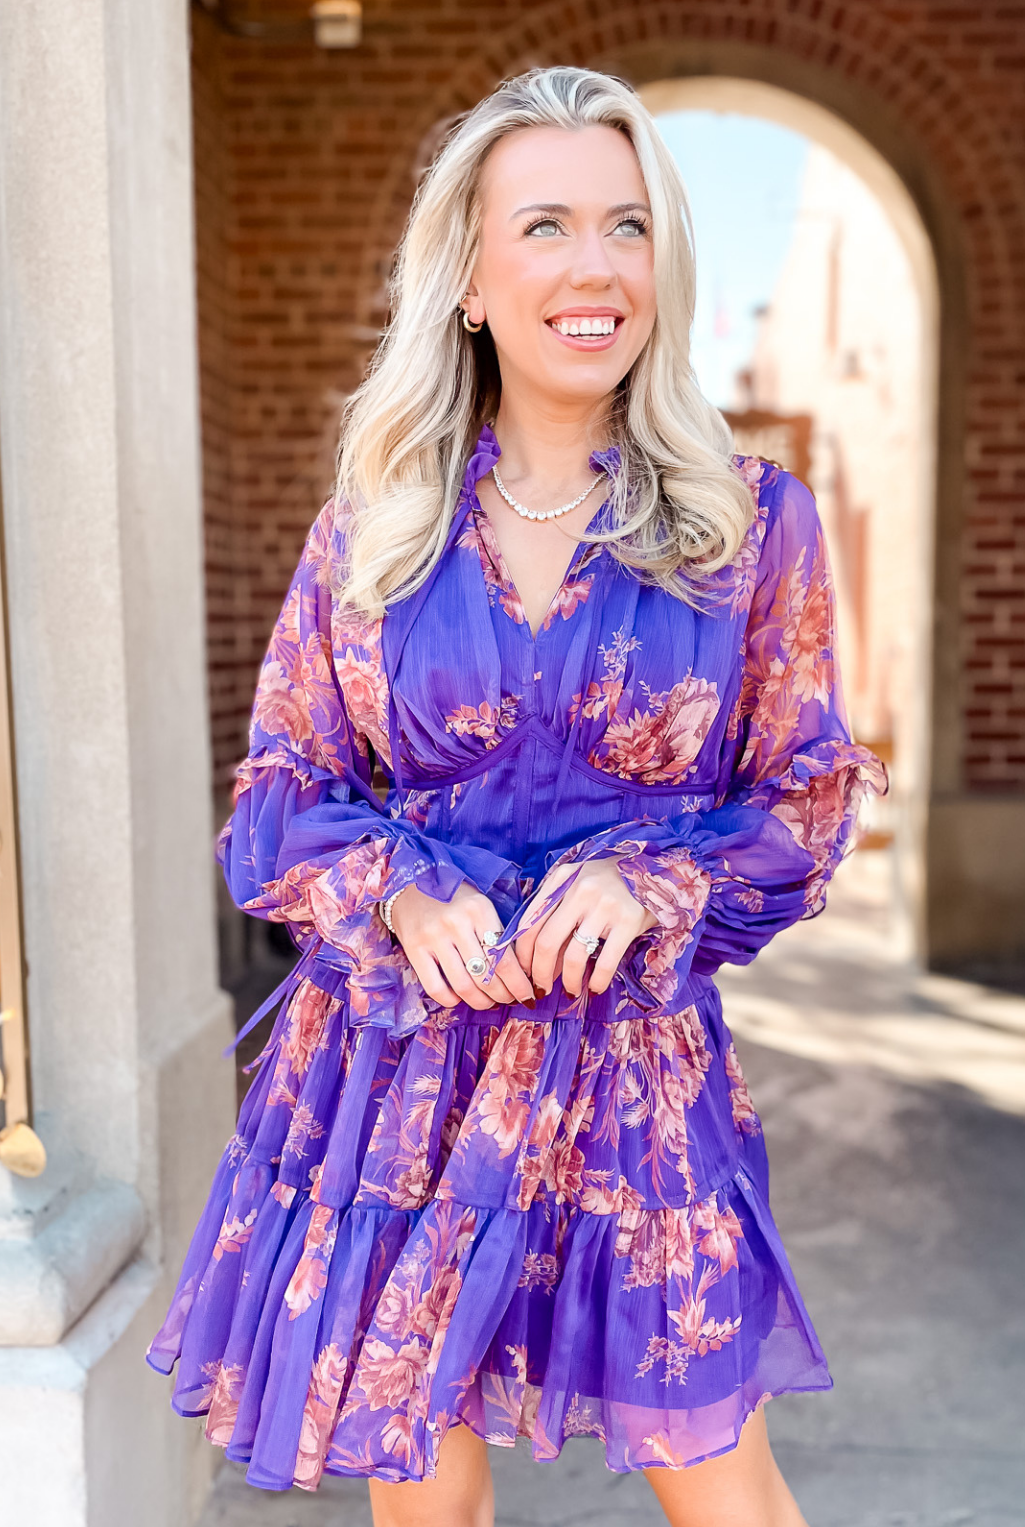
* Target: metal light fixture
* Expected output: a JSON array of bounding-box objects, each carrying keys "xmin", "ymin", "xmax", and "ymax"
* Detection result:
[{"xmin": 311, "ymin": 0, "xmax": 361, "ymax": 48}]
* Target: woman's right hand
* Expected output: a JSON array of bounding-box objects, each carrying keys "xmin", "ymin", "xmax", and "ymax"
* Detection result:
[{"xmin": 388, "ymin": 881, "xmax": 535, "ymax": 1010}]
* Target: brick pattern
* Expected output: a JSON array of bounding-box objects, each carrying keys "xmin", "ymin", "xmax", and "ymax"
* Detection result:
[{"xmin": 192, "ymin": 0, "xmax": 1025, "ymax": 791}]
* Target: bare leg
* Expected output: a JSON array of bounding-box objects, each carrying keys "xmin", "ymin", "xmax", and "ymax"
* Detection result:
[
  {"xmin": 368, "ymin": 1423, "xmax": 494, "ymax": 1527},
  {"xmin": 644, "ymin": 1408, "xmax": 808, "ymax": 1527}
]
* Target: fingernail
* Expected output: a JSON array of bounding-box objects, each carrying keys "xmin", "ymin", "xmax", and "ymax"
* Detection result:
[
  {"xmin": 522, "ymin": 997, "xmax": 536, "ymax": 1010},
  {"xmin": 533, "ymin": 984, "xmax": 546, "ymax": 1000}
]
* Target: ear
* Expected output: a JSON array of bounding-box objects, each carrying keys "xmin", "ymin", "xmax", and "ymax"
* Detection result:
[{"xmin": 461, "ymin": 278, "xmax": 486, "ymax": 327}]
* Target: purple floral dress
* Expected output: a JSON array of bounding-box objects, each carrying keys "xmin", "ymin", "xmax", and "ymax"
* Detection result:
[{"xmin": 148, "ymin": 424, "xmax": 885, "ymax": 1490}]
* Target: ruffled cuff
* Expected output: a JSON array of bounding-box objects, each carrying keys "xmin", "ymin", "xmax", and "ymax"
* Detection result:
[{"xmin": 243, "ymin": 822, "xmax": 522, "ymax": 1038}]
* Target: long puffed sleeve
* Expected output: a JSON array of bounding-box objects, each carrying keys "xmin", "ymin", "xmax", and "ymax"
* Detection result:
[
  {"xmin": 517, "ymin": 469, "xmax": 887, "ymax": 1010},
  {"xmin": 219, "ymin": 500, "xmax": 519, "ymax": 1033}
]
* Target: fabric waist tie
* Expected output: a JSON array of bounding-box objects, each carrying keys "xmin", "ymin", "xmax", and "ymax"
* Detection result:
[{"xmin": 222, "ymin": 940, "xmax": 321, "ymax": 1058}]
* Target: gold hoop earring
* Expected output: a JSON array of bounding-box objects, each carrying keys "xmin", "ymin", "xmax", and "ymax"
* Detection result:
[{"xmin": 461, "ymin": 310, "xmax": 484, "ymax": 333}]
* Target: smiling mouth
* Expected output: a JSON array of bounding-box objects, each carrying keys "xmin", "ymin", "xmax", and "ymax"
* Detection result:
[{"xmin": 545, "ymin": 316, "xmax": 621, "ymax": 337}]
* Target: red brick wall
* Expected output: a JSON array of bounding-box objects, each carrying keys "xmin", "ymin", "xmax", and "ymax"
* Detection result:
[{"xmin": 191, "ymin": 0, "xmax": 1025, "ymax": 793}]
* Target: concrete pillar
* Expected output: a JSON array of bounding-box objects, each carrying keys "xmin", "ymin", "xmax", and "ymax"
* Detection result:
[{"xmin": 0, "ymin": 1, "xmax": 234, "ymax": 1522}]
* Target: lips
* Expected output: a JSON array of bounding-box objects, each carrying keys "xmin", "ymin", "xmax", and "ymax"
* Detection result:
[{"xmin": 545, "ymin": 309, "xmax": 624, "ymax": 351}]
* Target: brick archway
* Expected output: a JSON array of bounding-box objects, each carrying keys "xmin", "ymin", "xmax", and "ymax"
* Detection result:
[
  {"xmin": 355, "ymin": 5, "xmax": 1014, "ymax": 806},
  {"xmin": 192, "ymin": 0, "xmax": 1025, "ymax": 969}
]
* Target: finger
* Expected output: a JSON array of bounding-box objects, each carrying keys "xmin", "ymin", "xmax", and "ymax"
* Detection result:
[
  {"xmin": 405, "ymin": 947, "xmax": 462, "ymax": 1009},
  {"xmin": 529, "ymin": 900, "xmax": 587, "ymax": 994},
  {"xmin": 451, "ymin": 926, "xmax": 515, "ymax": 1005},
  {"xmin": 463, "ymin": 910, "xmax": 533, "ymax": 1004},
  {"xmin": 560, "ymin": 922, "xmax": 608, "ymax": 997},
  {"xmin": 435, "ymin": 942, "xmax": 498, "ymax": 1011},
  {"xmin": 587, "ymin": 923, "xmax": 638, "ymax": 994},
  {"xmin": 490, "ymin": 946, "xmax": 535, "ymax": 1005}
]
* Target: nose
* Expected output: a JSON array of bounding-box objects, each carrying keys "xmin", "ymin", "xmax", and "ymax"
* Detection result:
[{"xmin": 568, "ymin": 223, "xmax": 615, "ymax": 289}]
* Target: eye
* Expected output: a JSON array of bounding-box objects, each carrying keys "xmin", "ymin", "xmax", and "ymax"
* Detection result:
[
  {"xmin": 613, "ymin": 216, "xmax": 651, "ymax": 238},
  {"xmin": 524, "ymin": 217, "xmax": 563, "ymax": 238}
]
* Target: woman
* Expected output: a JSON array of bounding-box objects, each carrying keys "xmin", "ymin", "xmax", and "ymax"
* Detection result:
[{"xmin": 149, "ymin": 66, "xmax": 885, "ymax": 1526}]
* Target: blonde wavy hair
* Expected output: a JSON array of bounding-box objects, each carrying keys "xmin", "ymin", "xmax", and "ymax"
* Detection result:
[{"xmin": 336, "ymin": 65, "xmax": 754, "ymax": 615}]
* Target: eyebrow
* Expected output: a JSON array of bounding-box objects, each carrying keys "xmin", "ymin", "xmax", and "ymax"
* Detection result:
[{"xmin": 510, "ymin": 201, "xmax": 652, "ymax": 221}]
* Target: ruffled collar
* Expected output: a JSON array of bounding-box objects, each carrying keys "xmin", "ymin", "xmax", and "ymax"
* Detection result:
[{"xmin": 462, "ymin": 421, "xmax": 621, "ymax": 502}]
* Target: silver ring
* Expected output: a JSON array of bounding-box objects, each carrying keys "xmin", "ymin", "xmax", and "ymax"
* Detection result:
[
  {"xmin": 465, "ymin": 955, "xmax": 488, "ymax": 978},
  {"xmin": 572, "ymin": 929, "xmax": 601, "ymax": 957},
  {"xmin": 480, "ymin": 929, "xmax": 501, "ymax": 949}
]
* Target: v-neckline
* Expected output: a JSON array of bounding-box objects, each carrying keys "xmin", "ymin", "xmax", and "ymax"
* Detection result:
[{"xmin": 469, "ymin": 492, "xmax": 600, "ymax": 642}]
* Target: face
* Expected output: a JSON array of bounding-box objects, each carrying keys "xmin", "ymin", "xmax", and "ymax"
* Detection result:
[{"xmin": 465, "ymin": 124, "xmax": 657, "ymax": 414}]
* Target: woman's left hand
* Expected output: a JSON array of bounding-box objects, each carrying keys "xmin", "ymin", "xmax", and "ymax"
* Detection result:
[{"xmin": 514, "ymin": 857, "xmax": 658, "ymax": 997}]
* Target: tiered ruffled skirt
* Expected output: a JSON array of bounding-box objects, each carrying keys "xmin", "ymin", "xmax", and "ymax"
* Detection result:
[{"xmin": 147, "ymin": 973, "xmax": 831, "ymax": 1489}]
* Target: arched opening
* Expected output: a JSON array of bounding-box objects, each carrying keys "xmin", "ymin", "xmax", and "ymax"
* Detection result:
[{"xmin": 639, "ymin": 78, "xmax": 939, "ymax": 961}]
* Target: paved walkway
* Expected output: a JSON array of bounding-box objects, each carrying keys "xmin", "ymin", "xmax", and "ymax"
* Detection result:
[{"xmin": 198, "ymin": 850, "xmax": 1025, "ymax": 1527}]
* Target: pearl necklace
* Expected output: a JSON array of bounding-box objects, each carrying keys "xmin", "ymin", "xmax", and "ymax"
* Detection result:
[{"xmin": 491, "ymin": 464, "xmax": 606, "ymax": 523}]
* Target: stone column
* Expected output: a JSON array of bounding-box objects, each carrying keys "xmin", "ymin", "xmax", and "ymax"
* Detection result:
[{"xmin": 0, "ymin": 1, "xmax": 235, "ymax": 1522}]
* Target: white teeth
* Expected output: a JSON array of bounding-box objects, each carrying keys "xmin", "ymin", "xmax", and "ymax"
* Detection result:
[{"xmin": 552, "ymin": 317, "xmax": 616, "ymax": 336}]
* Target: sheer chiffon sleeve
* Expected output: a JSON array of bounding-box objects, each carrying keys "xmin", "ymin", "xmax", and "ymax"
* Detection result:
[
  {"xmin": 532, "ymin": 469, "xmax": 887, "ymax": 1008},
  {"xmin": 218, "ymin": 500, "xmax": 520, "ymax": 1029}
]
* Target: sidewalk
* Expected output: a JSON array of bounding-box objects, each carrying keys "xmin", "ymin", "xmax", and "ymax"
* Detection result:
[{"xmin": 198, "ymin": 850, "xmax": 1025, "ymax": 1527}]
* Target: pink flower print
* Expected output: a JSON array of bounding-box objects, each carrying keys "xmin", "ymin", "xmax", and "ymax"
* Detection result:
[
  {"xmin": 579, "ymin": 1171, "xmax": 643, "ymax": 1217},
  {"xmin": 295, "ymin": 1342, "xmax": 349, "ymax": 1486},
  {"xmin": 285, "ymin": 1250, "xmax": 329, "ymax": 1320},
  {"xmin": 380, "ymin": 1412, "xmax": 415, "ymax": 1466},
  {"xmin": 444, "ymin": 694, "xmax": 520, "ymax": 748},
  {"xmin": 615, "ymin": 1205, "xmax": 694, "ymax": 1289},
  {"xmin": 594, "ymin": 675, "xmax": 720, "ymax": 785},
  {"xmin": 203, "ymin": 1360, "xmax": 245, "ymax": 1446},
  {"xmin": 466, "ymin": 512, "xmax": 529, "ymax": 624},
  {"xmin": 518, "ymin": 1250, "xmax": 560, "ymax": 1292},
  {"xmin": 357, "ymin": 1335, "xmax": 430, "ymax": 1410},
  {"xmin": 724, "ymin": 1043, "xmax": 761, "ymax": 1137},
  {"xmin": 499, "ymin": 586, "xmax": 527, "ymax": 625},
  {"xmin": 563, "ymin": 1392, "xmax": 605, "ymax": 1439},
  {"xmin": 669, "ymin": 1277, "xmax": 743, "ymax": 1357},
  {"xmin": 773, "ymin": 768, "xmax": 853, "ymax": 877},
  {"xmin": 515, "ymin": 1090, "xmax": 564, "ymax": 1209},
  {"xmin": 284, "ymin": 1102, "xmax": 326, "ymax": 1161},
  {"xmin": 468, "ymin": 1020, "xmax": 545, "ymax": 1159},
  {"xmin": 540, "ymin": 573, "xmax": 593, "ymax": 631},
  {"xmin": 635, "ymin": 1333, "xmax": 691, "ymax": 1384},
  {"xmin": 776, "ymin": 540, "xmax": 834, "ymax": 707},
  {"xmin": 284, "ymin": 1205, "xmax": 336, "ymax": 1319},
  {"xmin": 271, "ymin": 1180, "xmax": 297, "ymax": 1209},
  {"xmin": 212, "ymin": 1207, "xmax": 257, "ymax": 1261},
  {"xmin": 569, "ymin": 627, "xmax": 639, "ymax": 725},
  {"xmin": 252, "ymin": 659, "xmax": 314, "ymax": 748},
  {"xmin": 734, "ymin": 454, "xmax": 768, "ymax": 493},
  {"xmin": 641, "ymin": 1431, "xmax": 689, "ymax": 1466},
  {"xmin": 542, "ymin": 1133, "xmax": 586, "ymax": 1205},
  {"xmin": 409, "ymin": 1263, "xmax": 463, "ymax": 1343},
  {"xmin": 281, "ymin": 980, "xmax": 333, "ymax": 1076},
  {"xmin": 693, "ymin": 1199, "xmax": 744, "ymax": 1276},
  {"xmin": 476, "ymin": 1075, "xmax": 531, "ymax": 1157},
  {"xmin": 334, "ymin": 637, "xmax": 390, "ymax": 761},
  {"xmin": 720, "ymin": 499, "xmax": 769, "ymax": 616},
  {"xmin": 374, "ymin": 1281, "xmax": 416, "ymax": 1337}
]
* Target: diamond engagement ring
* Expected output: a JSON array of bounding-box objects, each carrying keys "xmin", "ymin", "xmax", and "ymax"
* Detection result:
[
  {"xmin": 480, "ymin": 930, "xmax": 501, "ymax": 949},
  {"xmin": 465, "ymin": 955, "xmax": 488, "ymax": 978},
  {"xmin": 572, "ymin": 930, "xmax": 601, "ymax": 957}
]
